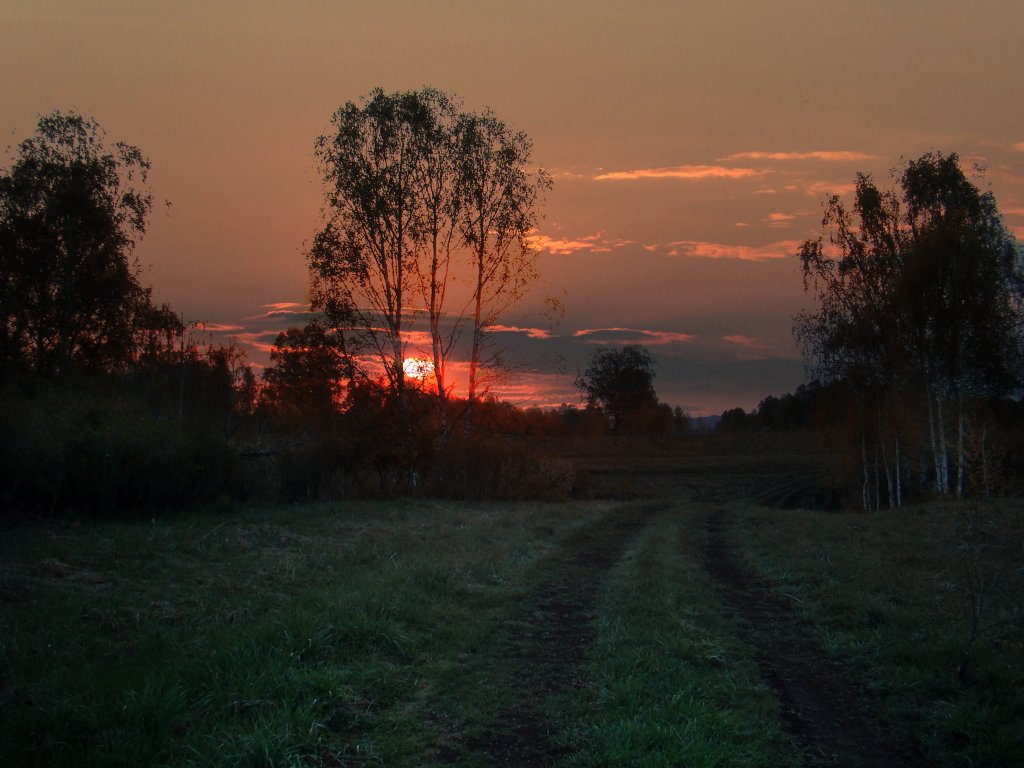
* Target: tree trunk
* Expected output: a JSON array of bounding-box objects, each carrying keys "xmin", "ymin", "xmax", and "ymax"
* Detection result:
[
  {"xmin": 936, "ymin": 393, "xmax": 949, "ymax": 495},
  {"xmin": 926, "ymin": 385, "xmax": 942, "ymax": 494},
  {"xmin": 861, "ymin": 429, "xmax": 870, "ymax": 512},
  {"xmin": 465, "ymin": 237, "xmax": 486, "ymax": 436},
  {"xmin": 956, "ymin": 397, "xmax": 966, "ymax": 499},
  {"xmin": 879, "ymin": 414, "xmax": 894, "ymax": 509},
  {"xmin": 895, "ymin": 433, "xmax": 903, "ymax": 509}
]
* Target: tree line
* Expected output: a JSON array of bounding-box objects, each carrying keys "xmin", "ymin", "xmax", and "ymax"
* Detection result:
[
  {"xmin": 0, "ymin": 96, "xmax": 574, "ymax": 514},
  {"xmin": 3, "ymin": 102, "xmax": 1021, "ymax": 514}
]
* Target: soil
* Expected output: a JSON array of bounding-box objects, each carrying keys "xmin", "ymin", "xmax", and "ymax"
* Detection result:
[{"xmin": 704, "ymin": 507, "xmax": 919, "ymax": 767}]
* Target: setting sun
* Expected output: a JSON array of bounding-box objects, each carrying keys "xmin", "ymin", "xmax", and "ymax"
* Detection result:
[{"xmin": 402, "ymin": 357, "xmax": 434, "ymax": 379}]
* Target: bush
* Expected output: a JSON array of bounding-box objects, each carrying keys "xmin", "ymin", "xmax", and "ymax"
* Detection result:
[
  {"xmin": 0, "ymin": 383, "xmax": 242, "ymax": 517},
  {"xmin": 430, "ymin": 436, "xmax": 575, "ymax": 501}
]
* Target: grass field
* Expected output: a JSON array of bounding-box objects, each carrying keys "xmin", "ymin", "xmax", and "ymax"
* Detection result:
[{"xmin": 2, "ymin": 436, "xmax": 1022, "ymax": 766}]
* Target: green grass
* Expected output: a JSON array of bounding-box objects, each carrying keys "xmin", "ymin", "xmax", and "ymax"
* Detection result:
[
  {"xmin": 6, "ymin": 473, "xmax": 1022, "ymax": 767},
  {"xmin": 566, "ymin": 504, "xmax": 795, "ymax": 767},
  {"xmin": 729, "ymin": 499, "xmax": 1024, "ymax": 767},
  {"xmin": 0, "ymin": 499, "xmax": 611, "ymax": 766}
]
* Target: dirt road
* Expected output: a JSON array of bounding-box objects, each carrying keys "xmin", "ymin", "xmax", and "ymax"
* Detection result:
[
  {"xmin": 447, "ymin": 439, "xmax": 919, "ymax": 766},
  {"xmin": 452, "ymin": 502, "xmax": 659, "ymax": 766},
  {"xmin": 704, "ymin": 508, "xmax": 916, "ymax": 767}
]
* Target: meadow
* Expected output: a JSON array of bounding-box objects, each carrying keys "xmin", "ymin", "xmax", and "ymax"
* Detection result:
[{"xmin": 2, "ymin": 435, "xmax": 1022, "ymax": 767}]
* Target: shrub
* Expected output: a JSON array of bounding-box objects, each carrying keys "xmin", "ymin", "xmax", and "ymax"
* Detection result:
[
  {"xmin": 0, "ymin": 383, "xmax": 242, "ymax": 517},
  {"xmin": 430, "ymin": 436, "xmax": 575, "ymax": 501}
]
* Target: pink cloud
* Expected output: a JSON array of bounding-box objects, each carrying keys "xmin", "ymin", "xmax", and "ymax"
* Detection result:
[
  {"xmin": 1011, "ymin": 142, "xmax": 1024, "ymax": 152},
  {"xmin": 243, "ymin": 302, "xmax": 312, "ymax": 320},
  {"xmin": 527, "ymin": 230, "xmax": 634, "ymax": 255},
  {"xmin": 805, "ymin": 181, "xmax": 857, "ymax": 197},
  {"xmin": 723, "ymin": 335, "xmax": 759, "ymax": 346},
  {"xmin": 486, "ymin": 324, "xmax": 555, "ymax": 340},
  {"xmin": 594, "ymin": 165, "xmax": 765, "ymax": 181},
  {"xmin": 767, "ymin": 212, "xmax": 797, "ymax": 224},
  {"xmin": 667, "ymin": 239, "xmax": 802, "ymax": 261},
  {"xmin": 234, "ymin": 331, "xmax": 280, "ymax": 354},
  {"xmin": 574, "ymin": 327, "xmax": 696, "ymax": 345},
  {"xmin": 723, "ymin": 150, "xmax": 875, "ymax": 162},
  {"xmin": 198, "ymin": 322, "xmax": 244, "ymax": 332}
]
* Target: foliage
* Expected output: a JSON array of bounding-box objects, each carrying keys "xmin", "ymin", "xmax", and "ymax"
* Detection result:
[
  {"xmin": 576, "ymin": 344, "xmax": 659, "ymax": 431},
  {"xmin": 261, "ymin": 322, "xmax": 348, "ymax": 427},
  {"xmin": 307, "ymin": 87, "xmax": 550, "ymax": 435},
  {"xmin": 794, "ymin": 151, "xmax": 1023, "ymax": 507},
  {"xmin": 0, "ymin": 382, "xmax": 241, "ymax": 517},
  {"xmin": 456, "ymin": 108, "xmax": 552, "ymax": 431},
  {"xmin": 0, "ymin": 111, "xmax": 155, "ymax": 376}
]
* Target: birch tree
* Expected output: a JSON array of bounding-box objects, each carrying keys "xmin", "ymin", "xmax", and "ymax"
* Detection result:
[
  {"xmin": 308, "ymin": 89, "xmax": 427, "ymax": 402},
  {"xmin": 795, "ymin": 152, "xmax": 1022, "ymax": 506},
  {"xmin": 456, "ymin": 110, "xmax": 551, "ymax": 433}
]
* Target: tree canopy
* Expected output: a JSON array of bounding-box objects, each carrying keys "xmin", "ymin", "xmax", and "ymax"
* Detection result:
[
  {"xmin": 576, "ymin": 344, "xmax": 659, "ymax": 431},
  {"xmin": 306, "ymin": 87, "xmax": 549, "ymax": 434},
  {"xmin": 0, "ymin": 110, "xmax": 155, "ymax": 376}
]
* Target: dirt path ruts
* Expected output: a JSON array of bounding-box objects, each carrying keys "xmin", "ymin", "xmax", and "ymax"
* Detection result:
[
  {"xmin": 704, "ymin": 508, "xmax": 918, "ymax": 768},
  {"xmin": 459, "ymin": 502, "xmax": 659, "ymax": 766}
]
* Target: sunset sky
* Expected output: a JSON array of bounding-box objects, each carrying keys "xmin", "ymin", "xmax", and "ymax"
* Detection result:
[{"xmin": 3, "ymin": 1, "xmax": 1023, "ymax": 415}]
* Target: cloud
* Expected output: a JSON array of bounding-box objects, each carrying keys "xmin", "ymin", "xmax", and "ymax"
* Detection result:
[
  {"xmin": 1001, "ymin": 206, "xmax": 1024, "ymax": 216},
  {"xmin": 234, "ymin": 330, "xmax": 282, "ymax": 353},
  {"xmin": 527, "ymin": 230, "xmax": 634, "ymax": 255},
  {"xmin": 594, "ymin": 165, "xmax": 765, "ymax": 181},
  {"xmin": 573, "ymin": 327, "xmax": 696, "ymax": 345},
  {"xmin": 487, "ymin": 324, "xmax": 555, "ymax": 340},
  {"xmin": 1012, "ymin": 142, "xmax": 1024, "ymax": 152},
  {"xmin": 198, "ymin": 322, "xmax": 244, "ymax": 332},
  {"xmin": 805, "ymin": 181, "xmax": 857, "ymax": 197},
  {"xmin": 667, "ymin": 239, "xmax": 802, "ymax": 261},
  {"xmin": 723, "ymin": 150, "xmax": 875, "ymax": 162},
  {"xmin": 722, "ymin": 335, "xmax": 760, "ymax": 347},
  {"xmin": 767, "ymin": 212, "xmax": 797, "ymax": 227},
  {"xmin": 242, "ymin": 302, "xmax": 313, "ymax": 321}
]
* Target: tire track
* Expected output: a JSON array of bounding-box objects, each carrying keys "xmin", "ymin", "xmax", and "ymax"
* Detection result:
[
  {"xmin": 704, "ymin": 508, "xmax": 919, "ymax": 768},
  {"xmin": 453, "ymin": 502, "xmax": 660, "ymax": 766}
]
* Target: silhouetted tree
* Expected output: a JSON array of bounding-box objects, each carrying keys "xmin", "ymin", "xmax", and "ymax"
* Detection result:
[
  {"xmin": 795, "ymin": 151, "xmax": 1023, "ymax": 506},
  {"xmin": 262, "ymin": 323, "xmax": 348, "ymax": 426},
  {"xmin": 576, "ymin": 345, "xmax": 659, "ymax": 432},
  {"xmin": 308, "ymin": 88, "xmax": 550, "ymax": 438},
  {"xmin": 308, "ymin": 89, "xmax": 429, "ymax": 401},
  {"xmin": 456, "ymin": 110, "xmax": 551, "ymax": 433},
  {"xmin": 0, "ymin": 111, "xmax": 154, "ymax": 376}
]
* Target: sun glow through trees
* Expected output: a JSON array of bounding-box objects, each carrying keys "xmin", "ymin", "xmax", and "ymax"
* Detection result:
[{"xmin": 402, "ymin": 357, "xmax": 434, "ymax": 380}]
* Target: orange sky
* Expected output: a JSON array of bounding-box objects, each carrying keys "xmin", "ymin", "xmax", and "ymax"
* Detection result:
[{"xmin": 3, "ymin": 1, "xmax": 1023, "ymax": 414}]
